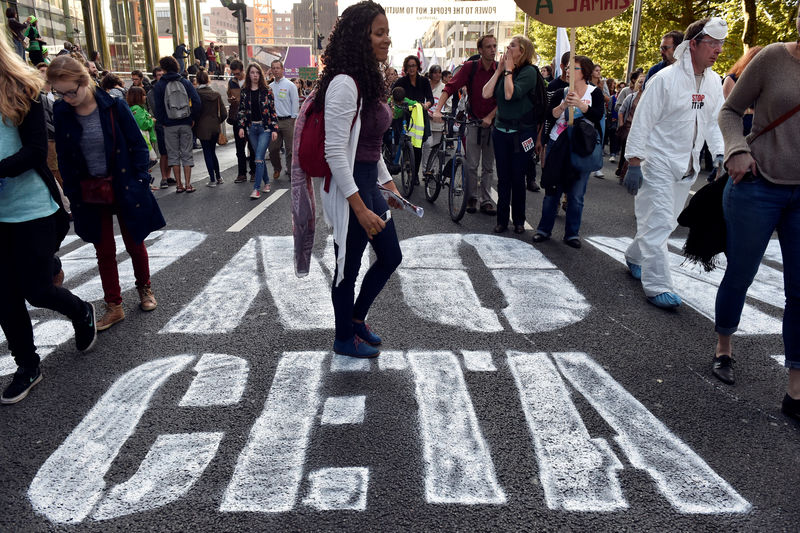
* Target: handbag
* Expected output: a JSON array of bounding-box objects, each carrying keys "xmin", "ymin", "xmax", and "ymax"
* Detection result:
[
  {"xmin": 80, "ymin": 109, "xmax": 116, "ymax": 205},
  {"xmin": 217, "ymin": 97, "xmax": 228, "ymax": 145},
  {"xmin": 569, "ymin": 122, "xmax": 602, "ymax": 173}
]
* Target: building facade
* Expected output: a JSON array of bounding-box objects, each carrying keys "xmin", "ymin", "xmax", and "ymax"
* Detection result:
[{"xmin": 421, "ymin": 19, "xmax": 516, "ymax": 70}]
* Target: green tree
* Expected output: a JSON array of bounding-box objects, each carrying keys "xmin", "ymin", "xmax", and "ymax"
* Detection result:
[{"xmin": 516, "ymin": 0, "xmax": 797, "ymax": 81}]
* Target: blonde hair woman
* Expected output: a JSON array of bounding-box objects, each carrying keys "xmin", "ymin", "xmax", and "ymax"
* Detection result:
[
  {"xmin": 481, "ymin": 35, "xmax": 538, "ymax": 235},
  {"xmin": 47, "ymin": 55, "xmax": 165, "ymax": 331},
  {"xmin": 0, "ymin": 37, "xmax": 97, "ymax": 404}
]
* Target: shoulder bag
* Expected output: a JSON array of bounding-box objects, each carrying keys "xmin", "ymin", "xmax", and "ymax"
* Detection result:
[{"xmin": 217, "ymin": 96, "xmax": 228, "ymax": 145}]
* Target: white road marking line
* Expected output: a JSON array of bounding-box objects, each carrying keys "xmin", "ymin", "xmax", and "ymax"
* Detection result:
[
  {"xmin": 321, "ymin": 396, "xmax": 366, "ymax": 425},
  {"xmin": 771, "ymin": 355, "xmax": 785, "ymax": 367},
  {"xmin": 59, "ymin": 235, "xmax": 81, "ymax": 248},
  {"xmin": 179, "ymin": 353, "xmax": 249, "ymax": 407},
  {"xmin": 461, "ymin": 351, "xmax": 497, "ymax": 372},
  {"xmin": 160, "ymin": 238, "xmax": 261, "ymax": 334},
  {"xmin": 407, "ymin": 350, "xmax": 506, "ymax": 504},
  {"xmin": 28, "ymin": 355, "xmax": 195, "ymax": 524},
  {"xmin": 303, "ymin": 467, "xmax": 369, "ymax": 511},
  {"xmin": 587, "ymin": 236, "xmax": 781, "ymax": 335},
  {"xmin": 226, "ymin": 189, "xmax": 287, "ymax": 232},
  {"xmin": 399, "ymin": 234, "xmax": 590, "ymax": 333},
  {"xmin": 507, "ymin": 351, "xmax": 627, "ymax": 511},
  {"xmin": 330, "ymin": 354, "xmax": 370, "ymax": 372},
  {"xmin": 1, "ymin": 320, "xmax": 74, "ymax": 377},
  {"xmin": 260, "ymin": 236, "xmax": 335, "ymax": 330},
  {"xmin": 377, "ymin": 350, "xmax": 408, "ymax": 371},
  {"xmin": 553, "ymin": 352, "xmax": 751, "ymax": 514},
  {"xmin": 220, "ymin": 351, "xmax": 326, "ymax": 513},
  {"xmin": 92, "ymin": 432, "xmax": 224, "ymax": 520},
  {"xmin": 70, "ymin": 230, "xmax": 206, "ymax": 302},
  {"xmin": 490, "ymin": 187, "xmax": 533, "ymax": 230}
]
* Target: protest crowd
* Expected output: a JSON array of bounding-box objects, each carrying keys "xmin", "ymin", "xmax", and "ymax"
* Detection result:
[{"xmin": 0, "ymin": 1, "xmax": 798, "ymax": 428}]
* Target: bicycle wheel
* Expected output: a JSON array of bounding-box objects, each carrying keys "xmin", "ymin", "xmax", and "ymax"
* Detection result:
[
  {"xmin": 399, "ymin": 141, "xmax": 415, "ymax": 197},
  {"xmin": 423, "ymin": 161, "xmax": 441, "ymax": 203},
  {"xmin": 447, "ymin": 156, "xmax": 468, "ymax": 222}
]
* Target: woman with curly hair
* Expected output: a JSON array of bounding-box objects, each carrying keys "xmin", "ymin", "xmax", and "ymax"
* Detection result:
[
  {"xmin": 0, "ymin": 36, "xmax": 97, "ymax": 404},
  {"xmin": 316, "ymin": 0, "xmax": 403, "ymax": 358},
  {"xmin": 237, "ymin": 63, "xmax": 278, "ymax": 199}
]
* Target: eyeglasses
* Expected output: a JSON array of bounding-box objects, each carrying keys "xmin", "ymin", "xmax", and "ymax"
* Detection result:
[
  {"xmin": 660, "ymin": 45, "xmax": 674, "ymax": 51},
  {"xmin": 697, "ymin": 38, "xmax": 725, "ymax": 49},
  {"xmin": 53, "ymin": 85, "xmax": 81, "ymax": 99}
]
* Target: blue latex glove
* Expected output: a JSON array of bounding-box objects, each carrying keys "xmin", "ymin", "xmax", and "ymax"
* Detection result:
[{"xmin": 623, "ymin": 165, "xmax": 643, "ymax": 195}]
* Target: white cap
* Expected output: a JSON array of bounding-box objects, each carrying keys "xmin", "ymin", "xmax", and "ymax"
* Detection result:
[{"xmin": 699, "ymin": 17, "xmax": 728, "ymax": 40}]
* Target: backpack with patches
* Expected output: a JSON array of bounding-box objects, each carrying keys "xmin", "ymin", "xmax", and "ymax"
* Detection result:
[
  {"xmin": 164, "ymin": 79, "xmax": 191, "ymax": 120},
  {"xmin": 297, "ymin": 78, "xmax": 360, "ymax": 190}
]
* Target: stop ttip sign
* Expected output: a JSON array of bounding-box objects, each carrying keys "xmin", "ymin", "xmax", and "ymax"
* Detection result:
[{"xmin": 516, "ymin": 0, "xmax": 632, "ymax": 27}]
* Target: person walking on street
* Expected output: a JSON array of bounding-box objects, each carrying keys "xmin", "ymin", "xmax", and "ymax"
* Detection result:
[
  {"xmin": 152, "ymin": 55, "xmax": 202, "ymax": 193},
  {"xmin": 481, "ymin": 35, "xmax": 540, "ymax": 235},
  {"xmin": 227, "ymin": 59, "xmax": 256, "ymax": 183},
  {"xmin": 431, "ymin": 35, "xmax": 498, "ymax": 216},
  {"xmin": 589, "ymin": 64, "xmax": 610, "ymax": 179},
  {"xmin": 206, "ymin": 42, "xmax": 217, "ymax": 75},
  {"xmin": 48, "ymin": 55, "xmax": 165, "ymax": 331},
  {"xmin": 237, "ymin": 63, "xmax": 278, "ymax": 199},
  {"xmin": 421, "ymin": 65, "xmax": 449, "ymax": 176},
  {"xmin": 126, "ymin": 87, "xmax": 158, "ymax": 188},
  {"xmin": 146, "ymin": 66, "xmax": 171, "ymax": 188},
  {"xmin": 710, "ymin": 8, "xmax": 800, "ymax": 421},
  {"xmin": 622, "ymin": 17, "xmax": 727, "ymax": 309},
  {"xmin": 193, "ymin": 70, "xmax": 227, "ymax": 187},
  {"xmin": 532, "ymin": 55, "xmax": 604, "ymax": 248},
  {"xmin": 6, "ymin": 7, "xmax": 28, "ymax": 61},
  {"xmin": 268, "ymin": 59, "xmax": 299, "ymax": 180},
  {"xmin": 392, "ymin": 55, "xmax": 433, "ymax": 183},
  {"xmin": 0, "ymin": 40, "xmax": 97, "ymax": 404},
  {"xmin": 317, "ymin": 0, "xmax": 403, "ymax": 359}
]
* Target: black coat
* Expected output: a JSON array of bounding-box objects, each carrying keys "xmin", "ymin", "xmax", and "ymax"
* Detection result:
[
  {"xmin": 0, "ymin": 98, "xmax": 70, "ymax": 247},
  {"xmin": 54, "ymin": 89, "xmax": 165, "ymax": 244}
]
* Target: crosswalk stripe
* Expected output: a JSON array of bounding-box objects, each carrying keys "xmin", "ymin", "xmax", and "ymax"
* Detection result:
[{"xmin": 226, "ymin": 189, "xmax": 287, "ymax": 232}]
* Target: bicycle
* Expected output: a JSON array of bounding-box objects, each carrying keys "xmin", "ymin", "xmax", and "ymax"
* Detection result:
[
  {"xmin": 422, "ymin": 114, "xmax": 482, "ymax": 222},
  {"xmin": 382, "ymin": 106, "xmax": 417, "ymax": 198}
]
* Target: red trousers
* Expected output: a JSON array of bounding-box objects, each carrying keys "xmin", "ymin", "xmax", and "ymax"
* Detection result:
[{"xmin": 94, "ymin": 208, "xmax": 150, "ymax": 305}]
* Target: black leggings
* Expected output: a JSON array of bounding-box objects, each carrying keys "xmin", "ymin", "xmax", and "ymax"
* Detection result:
[
  {"xmin": 331, "ymin": 162, "xmax": 403, "ymax": 341},
  {"xmin": 0, "ymin": 213, "xmax": 86, "ymax": 370}
]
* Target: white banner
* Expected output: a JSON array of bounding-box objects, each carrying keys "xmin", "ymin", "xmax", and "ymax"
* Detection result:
[{"xmin": 338, "ymin": 0, "xmax": 518, "ymax": 22}]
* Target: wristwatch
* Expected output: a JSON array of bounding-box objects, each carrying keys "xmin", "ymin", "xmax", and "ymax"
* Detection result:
[{"xmin": 504, "ymin": 69, "xmax": 512, "ymax": 75}]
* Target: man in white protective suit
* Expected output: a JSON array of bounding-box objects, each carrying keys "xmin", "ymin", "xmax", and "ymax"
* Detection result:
[{"xmin": 622, "ymin": 17, "xmax": 727, "ymax": 309}]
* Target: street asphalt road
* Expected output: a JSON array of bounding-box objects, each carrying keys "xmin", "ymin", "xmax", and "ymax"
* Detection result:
[{"xmin": 1, "ymin": 145, "xmax": 797, "ymax": 532}]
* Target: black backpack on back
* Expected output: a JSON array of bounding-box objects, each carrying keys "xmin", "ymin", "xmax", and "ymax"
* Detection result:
[{"xmin": 529, "ymin": 65, "xmax": 548, "ymax": 126}]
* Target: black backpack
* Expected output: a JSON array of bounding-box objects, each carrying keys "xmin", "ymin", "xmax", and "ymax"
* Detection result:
[{"xmin": 529, "ymin": 65, "xmax": 548, "ymax": 126}]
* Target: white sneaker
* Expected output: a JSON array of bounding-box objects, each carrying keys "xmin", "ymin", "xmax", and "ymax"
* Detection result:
[
  {"xmin": 250, "ymin": 189, "xmax": 261, "ymax": 199},
  {"xmin": 609, "ymin": 155, "xmax": 616, "ymax": 163},
  {"xmin": 206, "ymin": 181, "xmax": 217, "ymax": 188},
  {"xmin": 593, "ymin": 170, "xmax": 604, "ymax": 178},
  {"xmin": 261, "ymin": 183, "xmax": 271, "ymax": 193}
]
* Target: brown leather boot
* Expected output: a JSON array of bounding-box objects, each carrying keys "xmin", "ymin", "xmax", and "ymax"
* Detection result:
[
  {"xmin": 96, "ymin": 303, "xmax": 125, "ymax": 331},
  {"xmin": 138, "ymin": 285, "xmax": 157, "ymax": 311}
]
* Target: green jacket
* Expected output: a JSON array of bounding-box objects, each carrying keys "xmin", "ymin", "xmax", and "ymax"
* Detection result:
[
  {"xmin": 130, "ymin": 104, "xmax": 157, "ymax": 150},
  {"xmin": 493, "ymin": 64, "xmax": 538, "ymax": 131},
  {"xmin": 25, "ymin": 26, "xmax": 41, "ymax": 51}
]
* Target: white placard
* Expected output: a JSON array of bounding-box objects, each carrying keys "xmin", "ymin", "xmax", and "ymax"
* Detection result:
[{"xmin": 338, "ymin": 0, "xmax": 518, "ymax": 22}]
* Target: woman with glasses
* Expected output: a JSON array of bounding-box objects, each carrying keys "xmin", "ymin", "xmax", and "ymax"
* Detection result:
[{"xmin": 48, "ymin": 55, "xmax": 165, "ymax": 331}]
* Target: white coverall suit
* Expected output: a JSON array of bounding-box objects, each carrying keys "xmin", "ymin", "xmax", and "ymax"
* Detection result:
[{"xmin": 624, "ymin": 42, "xmax": 725, "ymax": 298}]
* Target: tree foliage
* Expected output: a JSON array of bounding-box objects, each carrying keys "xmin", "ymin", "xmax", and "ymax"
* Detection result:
[{"xmin": 516, "ymin": 0, "xmax": 798, "ymax": 81}]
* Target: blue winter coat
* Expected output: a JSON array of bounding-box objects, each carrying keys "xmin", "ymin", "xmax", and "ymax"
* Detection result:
[{"xmin": 54, "ymin": 88, "xmax": 166, "ymax": 244}]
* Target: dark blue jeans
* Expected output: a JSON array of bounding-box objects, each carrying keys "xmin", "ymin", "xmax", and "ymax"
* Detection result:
[
  {"xmin": 199, "ymin": 138, "xmax": 220, "ymax": 181},
  {"xmin": 536, "ymin": 140, "xmax": 590, "ymax": 241},
  {"xmin": 332, "ymin": 162, "xmax": 403, "ymax": 341},
  {"xmin": 492, "ymin": 128, "xmax": 534, "ymax": 227},
  {"xmin": 715, "ymin": 176, "xmax": 800, "ymax": 369}
]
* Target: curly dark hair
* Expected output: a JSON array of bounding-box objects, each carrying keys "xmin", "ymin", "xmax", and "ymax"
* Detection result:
[{"xmin": 314, "ymin": 0, "xmax": 386, "ymax": 111}]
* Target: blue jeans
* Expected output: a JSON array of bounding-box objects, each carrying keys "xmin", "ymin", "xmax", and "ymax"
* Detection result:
[
  {"xmin": 715, "ymin": 176, "xmax": 800, "ymax": 369},
  {"xmin": 199, "ymin": 138, "xmax": 219, "ymax": 181},
  {"xmin": 248, "ymin": 123, "xmax": 271, "ymax": 190},
  {"xmin": 536, "ymin": 140, "xmax": 590, "ymax": 241},
  {"xmin": 493, "ymin": 128, "xmax": 534, "ymax": 227},
  {"xmin": 331, "ymin": 162, "xmax": 403, "ymax": 341}
]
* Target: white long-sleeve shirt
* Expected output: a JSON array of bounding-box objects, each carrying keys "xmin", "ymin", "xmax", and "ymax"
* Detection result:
[
  {"xmin": 270, "ymin": 76, "xmax": 299, "ymax": 118},
  {"xmin": 625, "ymin": 41, "xmax": 725, "ymax": 180}
]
